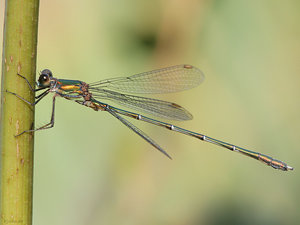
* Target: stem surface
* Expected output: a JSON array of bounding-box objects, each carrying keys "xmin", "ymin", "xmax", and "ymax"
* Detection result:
[{"xmin": 1, "ymin": 0, "xmax": 39, "ymax": 224}]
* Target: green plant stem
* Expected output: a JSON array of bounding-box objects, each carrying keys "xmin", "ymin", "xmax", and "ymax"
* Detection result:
[{"xmin": 0, "ymin": 0, "xmax": 39, "ymax": 224}]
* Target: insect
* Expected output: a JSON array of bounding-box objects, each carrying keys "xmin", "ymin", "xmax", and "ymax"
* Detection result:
[{"xmin": 8, "ymin": 64, "xmax": 293, "ymax": 171}]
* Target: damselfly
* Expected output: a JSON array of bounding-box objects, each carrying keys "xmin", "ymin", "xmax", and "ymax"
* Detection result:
[{"xmin": 8, "ymin": 64, "xmax": 293, "ymax": 171}]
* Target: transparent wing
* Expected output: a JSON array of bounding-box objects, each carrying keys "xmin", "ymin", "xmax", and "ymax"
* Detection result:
[
  {"xmin": 89, "ymin": 64, "xmax": 204, "ymax": 94},
  {"xmin": 90, "ymin": 89, "xmax": 193, "ymax": 121},
  {"xmin": 106, "ymin": 107, "xmax": 172, "ymax": 159}
]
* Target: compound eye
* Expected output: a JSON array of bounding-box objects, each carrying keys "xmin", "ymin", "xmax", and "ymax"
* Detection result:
[
  {"xmin": 38, "ymin": 73, "xmax": 51, "ymax": 87},
  {"xmin": 42, "ymin": 75, "xmax": 48, "ymax": 81},
  {"xmin": 41, "ymin": 69, "xmax": 53, "ymax": 77}
]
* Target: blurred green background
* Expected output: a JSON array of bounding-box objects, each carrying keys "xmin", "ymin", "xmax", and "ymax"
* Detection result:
[{"xmin": 1, "ymin": 0, "xmax": 299, "ymax": 224}]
